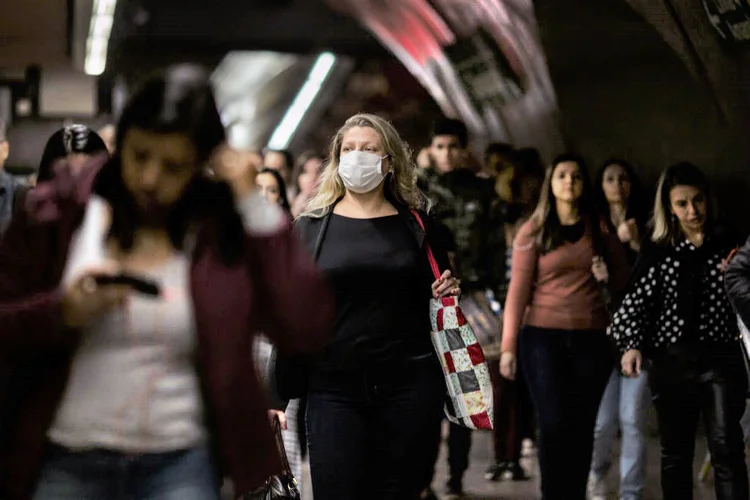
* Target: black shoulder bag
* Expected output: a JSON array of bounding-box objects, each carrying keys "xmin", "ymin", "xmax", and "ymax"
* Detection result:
[
  {"xmin": 243, "ymin": 416, "xmax": 301, "ymax": 500},
  {"xmin": 589, "ymin": 216, "xmax": 616, "ymax": 317}
]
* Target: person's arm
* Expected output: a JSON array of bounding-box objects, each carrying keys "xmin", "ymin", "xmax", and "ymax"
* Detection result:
[
  {"xmin": 237, "ymin": 192, "xmax": 334, "ymax": 353},
  {"xmin": 609, "ymin": 259, "xmax": 660, "ymax": 353},
  {"xmin": 500, "ymin": 221, "xmax": 538, "ymax": 354},
  {"xmin": 725, "ymin": 236, "xmax": 750, "ymax": 329},
  {"xmin": 0, "ymin": 209, "xmax": 75, "ymax": 360}
]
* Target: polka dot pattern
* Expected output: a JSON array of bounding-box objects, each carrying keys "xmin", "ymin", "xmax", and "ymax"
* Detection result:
[{"xmin": 610, "ymin": 239, "xmax": 739, "ymax": 352}]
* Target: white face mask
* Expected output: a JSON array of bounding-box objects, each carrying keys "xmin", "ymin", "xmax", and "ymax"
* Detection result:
[{"xmin": 338, "ymin": 151, "xmax": 388, "ymax": 194}]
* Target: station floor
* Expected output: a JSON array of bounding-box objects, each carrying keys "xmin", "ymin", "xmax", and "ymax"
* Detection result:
[{"xmin": 286, "ymin": 428, "xmax": 737, "ymax": 500}]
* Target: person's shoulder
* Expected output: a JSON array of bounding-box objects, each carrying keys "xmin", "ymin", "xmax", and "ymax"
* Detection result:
[
  {"xmin": 293, "ymin": 208, "xmax": 332, "ymax": 233},
  {"xmin": 513, "ymin": 217, "xmax": 540, "ymax": 248},
  {"xmin": 518, "ymin": 216, "xmax": 540, "ymax": 235},
  {"xmin": 294, "ymin": 211, "xmax": 324, "ymax": 228}
]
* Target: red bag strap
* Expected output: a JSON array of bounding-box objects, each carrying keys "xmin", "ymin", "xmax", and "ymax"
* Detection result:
[{"xmin": 411, "ymin": 210, "xmax": 441, "ymax": 280}]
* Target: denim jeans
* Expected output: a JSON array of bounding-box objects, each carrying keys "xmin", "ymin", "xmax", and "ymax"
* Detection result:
[
  {"xmin": 519, "ymin": 326, "xmax": 613, "ymax": 500},
  {"xmin": 32, "ymin": 444, "xmax": 220, "ymax": 500},
  {"xmin": 306, "ymin": 356, "xmax": 445, "ymax": 500},
  {"xmin": 590, "ymin": 367, "xmax": 650, "ymax": 499}
]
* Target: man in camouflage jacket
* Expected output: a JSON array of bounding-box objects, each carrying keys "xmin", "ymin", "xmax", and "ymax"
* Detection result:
[{"xmin": 419, "ymin": 118, "xmax": 507, "ymax": 500}]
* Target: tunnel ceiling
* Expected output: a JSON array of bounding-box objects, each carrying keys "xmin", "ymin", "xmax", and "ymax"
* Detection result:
[
  {"xmin": 107, "ymin": 0, "xmax": 391, "ymax": 79},
  {"xmin": 0, "ymin": 0, "xmax": 69, "ymax": 69}
]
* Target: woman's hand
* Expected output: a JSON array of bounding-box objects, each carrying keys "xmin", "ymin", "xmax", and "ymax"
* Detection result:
[
  {"xmin": 209, "ymin": 144, "xmax": 257, "ymax": 194},
  {"xmin": 500, "ymin": 351, "xmax": 517, "ymax": 380},
  {"xmin": 268, "ymin": 410, "xmax": 288, "ymax": 430},
  {"xmin": 431, "ymin": 270, "xmax": 461, "ymax": 299},
  {"xmin": 61, "ymin": 267, "xmax": 129, "ymax": 329},
  {"xmin": 591, "ymin": 256, "xmax": 609, "ymax": 284},
  {"xmin": 621, "ymin": 349, "xmax": 642, "ymax": 377},
  {"xmin": 617, "ymin": 219, "xmax": 640, "ymax": 247}
]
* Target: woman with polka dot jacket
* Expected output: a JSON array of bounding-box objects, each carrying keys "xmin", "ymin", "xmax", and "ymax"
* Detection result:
[{"xmin": 610, "ymin": 162, "xmax": 748, "ymax": 500}]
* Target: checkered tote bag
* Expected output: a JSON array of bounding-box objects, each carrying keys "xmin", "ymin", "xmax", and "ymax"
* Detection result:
[{"xmin": 413, "ymin": 211, "xmax": 494, "ymax": 430}]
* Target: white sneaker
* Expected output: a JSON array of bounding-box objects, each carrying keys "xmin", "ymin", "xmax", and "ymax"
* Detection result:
[
  {"xmin": 521, "ymin": 438, "xmax": 536, "ymax": 457},
  {"xmin": 587, "ymin": 472, "xmax": 607, "ymax": 500}
]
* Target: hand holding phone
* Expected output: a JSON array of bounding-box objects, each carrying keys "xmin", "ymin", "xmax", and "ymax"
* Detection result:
[{"xmin": 93, "ymin": 273, "xmax": 161, "ymax": 297}]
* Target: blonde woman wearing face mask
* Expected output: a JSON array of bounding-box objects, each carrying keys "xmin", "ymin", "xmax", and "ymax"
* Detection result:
[{"xmin": 293, "ymin": 114, "xmax": 460, "ymax": 500}]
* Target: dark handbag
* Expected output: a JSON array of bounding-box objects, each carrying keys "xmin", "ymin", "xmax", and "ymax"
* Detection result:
[
  {"xmin": 272, "ymin": 210, "xmax": 333, "ymax": 401},
  {"xmin": 242, "ymin": 417, "xmax": 301, "ymax": 500},
  {"xmin": 588, "ymin": 216, "xmax": 617, "ymax": 317}
]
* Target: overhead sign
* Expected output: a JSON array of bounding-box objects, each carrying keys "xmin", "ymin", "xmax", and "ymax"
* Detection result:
[{"xmin": 703, "ymin": 0, "xmax": 750, "ymax": 44}]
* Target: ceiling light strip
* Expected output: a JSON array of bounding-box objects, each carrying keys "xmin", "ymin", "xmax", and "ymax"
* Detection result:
[
  {"xmin": 84, "ymin": 0, "xmax": 118, "ymax": 76},
  {"xmin": 267, "ymin": 52, "xmax": 337, "ymax": 151}
]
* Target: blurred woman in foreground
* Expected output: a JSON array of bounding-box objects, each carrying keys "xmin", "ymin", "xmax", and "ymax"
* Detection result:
[{"xmin": 0, "ymin": 64, "xmax": 332, "ymax": 500}]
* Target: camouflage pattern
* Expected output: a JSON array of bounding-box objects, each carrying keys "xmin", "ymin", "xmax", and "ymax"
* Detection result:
[{"xmin": 419, "ymin": 167, "xmax": 506, "ymax": 296}]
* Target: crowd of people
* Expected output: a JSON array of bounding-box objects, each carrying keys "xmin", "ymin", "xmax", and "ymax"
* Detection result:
[{"xmin": 0, "ymin": 62, "xmax": 748, "ymax": 500}]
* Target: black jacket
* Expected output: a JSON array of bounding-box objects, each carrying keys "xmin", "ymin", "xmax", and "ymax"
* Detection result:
[
  {"xmin": 726, "ymin": 235, "xmax": 750, "ymax": 328},
  {"xmin": 270, "ymin": 204, "xmax": 452, "ymax": 403},
  {"xmin": 294, "ymin": 204, "xmax": 453, "ymax": 279},
  {"xmin": 418, "ymin": 167, "xmax": 505, "ymax": 293}
]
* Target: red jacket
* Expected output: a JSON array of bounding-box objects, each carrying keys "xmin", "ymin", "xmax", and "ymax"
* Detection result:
[{"xmin": 0, "ymin": 157, "xmax": 334, "ymax": 499}]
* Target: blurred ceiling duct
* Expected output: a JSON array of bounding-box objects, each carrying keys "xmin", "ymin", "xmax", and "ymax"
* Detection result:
[
  {"xmin": 267, "ymin": 52, "xmax": 337, "ymax": 150},
  {"xmin": 84, "ymin": 0, "xmax": 118, "ymax": 75},
  {"xmin": 325, "ymin": 0, "xmax": 563, "ymax": 160},
  {"xmin": 212, "ymin": 51, "xmax": 352, "ymax": 151}
]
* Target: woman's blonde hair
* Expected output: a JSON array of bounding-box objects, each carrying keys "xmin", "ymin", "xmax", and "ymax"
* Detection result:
[{"xmin": 301, "ymin": 113, "xmax": 428, "ymax": 217}]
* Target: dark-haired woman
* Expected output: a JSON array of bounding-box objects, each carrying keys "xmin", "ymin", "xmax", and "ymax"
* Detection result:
[
  {"xmin": 588, "ymin": 160, "xmax": 649, "ymax": 500},
  {"xmin": 10, "ymin": 125, "xmax": 109, "ymax": 219},
  {"xmin": 256, "ymin": 168, "xmax": 292, "ymax": 215},
  {"xmin": 290, "ymin": 152, "xmax": 323, "ymax": 217},
  {"xmin": 611, "ymin": 162, "xmax": 748, "ymax": 500},
  {"xmin": 37, "ymin": 125, "xmax": 109, "ymax": 184},
  {"xmin": 0, "ymin": 64, "xmax": 333, "ymax": 500},
  {"xmin": 499, "ymin": 154, "xmax": 628, "ymax": 499}
]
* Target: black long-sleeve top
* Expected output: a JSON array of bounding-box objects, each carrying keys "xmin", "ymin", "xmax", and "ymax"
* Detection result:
[{"xmin": 610, "ymin": 235, "xmax": 740, "ymax": 354}]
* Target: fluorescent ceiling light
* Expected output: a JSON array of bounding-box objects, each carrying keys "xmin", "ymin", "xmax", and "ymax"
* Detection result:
[
  {"xmin": 267, "ymin": 52, "xmax": 336, "ymax": 151},
  {"xmin": 85, "ymin": 0, "xmax": 118, "ymax": 76}
]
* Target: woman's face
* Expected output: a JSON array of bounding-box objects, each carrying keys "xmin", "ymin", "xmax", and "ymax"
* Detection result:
[
  {"xmin": 298, "ymin": 157, "xmax": 322, "ymax": 195},
  {"xmin": 120, "ymin": 128, "xmax": 198, "ymax": 215},
  {"xmin": 256, "ymin": 172, "xmax": 282, "ymax": 205},
  {"xmin": 602, "ymin": 164, "xmax": 631, "ymax": 205},
  {"xmin": 669, "ymin": 184, "xmax": 706, "ymax": 233},
  {"xmin": 339, "ymin": 126, "xmax": 389, "ymax": 174},
  {"xmin": 550, "ymin": 161, "xmax": 584, "ymax": 203}
]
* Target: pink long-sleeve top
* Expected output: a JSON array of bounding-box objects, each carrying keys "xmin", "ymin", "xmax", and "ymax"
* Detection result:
[{"xmin": 500, "ymin": 217, "xmax": 628, "ymax": 353}]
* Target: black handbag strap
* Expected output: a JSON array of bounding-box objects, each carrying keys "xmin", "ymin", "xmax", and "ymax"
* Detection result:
[
  {"xmin": 311, "ymin": 199, "xmax": 341, "ymax": 262},
  {"xmin": 273, "ymin": 416, "xmax": 295, "ymax": 477},
  {"xmin": 312, "ymin": 211, "xmax": 332, "ymax": 262}
]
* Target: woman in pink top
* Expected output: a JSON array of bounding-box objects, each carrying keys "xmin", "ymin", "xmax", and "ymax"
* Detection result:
[{"xmin": 499, "ymin": 154, "xmax": 628, "ymax": 500}]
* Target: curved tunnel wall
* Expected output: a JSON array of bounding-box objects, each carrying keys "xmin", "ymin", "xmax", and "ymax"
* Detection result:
[{"xmin": 535, "ymin": 0, "xmax": 750, "ymax": 230}]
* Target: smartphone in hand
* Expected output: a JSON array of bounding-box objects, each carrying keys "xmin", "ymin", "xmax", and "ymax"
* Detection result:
[{"xmin": 93, "ymin": 273, "xmax": 161, "ymax": 297}]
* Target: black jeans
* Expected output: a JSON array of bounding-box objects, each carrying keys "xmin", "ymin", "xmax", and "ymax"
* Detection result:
[
  {"xmin": 419, "ymin": 420, "xmax": 472, "ymax": 493},
  {"xmin": 306, "ymin": 356, "xmax": 445, "ymax": 500},
  {"xmin": 519, "ymin": 326, "xmax": 612, "ymax": 500},
  {"xmin": 650, "ymin": 343, "xmax": 749, "ymax": 500},
  {"xmin": 488, "ymin": 354, "xmax": 535, "ymax": 463}
]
